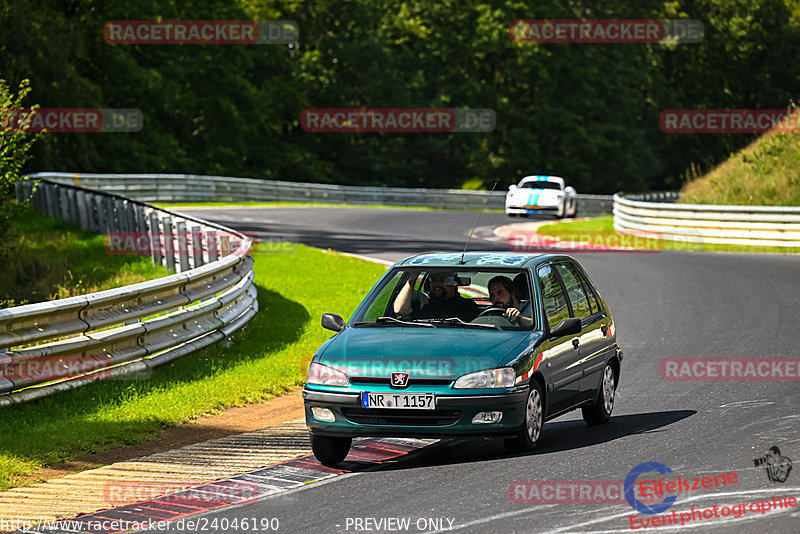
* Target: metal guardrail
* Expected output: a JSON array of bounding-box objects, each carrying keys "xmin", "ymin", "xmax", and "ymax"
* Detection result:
[
  {"xmin": 32, "ymin": 172, "xmax": 615, "ymax": 215},
  {"xmin": 0, "ymin": 179, "xmax": 258, "ymax": 406},
  {"xmin": 614, "ymin": 192, "xmax": 800, "ymax": 247}
]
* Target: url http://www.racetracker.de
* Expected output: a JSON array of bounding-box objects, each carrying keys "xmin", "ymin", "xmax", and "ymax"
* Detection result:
[{"xmin": 0, "ymin": 516, "xmax": 281, "ymax": 532}]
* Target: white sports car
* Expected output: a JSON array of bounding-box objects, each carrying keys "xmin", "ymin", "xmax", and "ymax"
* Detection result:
[{"xmin": 505, "ymin": 175, "xmax": 577, "ymax": 218}]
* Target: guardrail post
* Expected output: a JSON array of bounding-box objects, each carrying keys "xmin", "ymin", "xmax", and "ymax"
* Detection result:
[
  {"xmin": 66, "ymin": 189, "xmax": 78, "ymax": 226},
  {"xmin": 125, "ymin": 201, "xmax": 137, "ymax": 232},
  {"xmin": 114, "ymin": 199, "xmax": 129, "ymax": 231},
  {"xmin": 58, "ymin": 186, "xmax": 70, "ymax": 222},
  {"xmin": 207, "ymin": 231, "xmax": 219, "ymax": 262},
  {"xmin": 190, "ymin": 225, "xmax": 204, "ymax": 268},
  {"xmin": 30, "ymin": 182, "xmax": 44, "ymax": 212},
  {"xmin": 148, "ymin": 210, "xmax": 163, "ymax": 267},
  {"xmin": 134, "ymin": 204, "xmax": 147, "ymax": 233},
  {"xmin": 94, "ymin": 195, "xmax": 108, "ymax": 233},
  {"xmin": 161, "ymin": 215, "xmax": 176, "ymax": 272},
  {"xmin": 76, "ymin": 190, "xmax": 90, "ymax": 231},
  {"xmin": 175, "ymin": 220, "xmax": 190, "ymax": 272},
  {"xmin": 45, "ymin": 184, "xmax": 58, "ymax": 218},
  {"xmin": 84, "ymin": 193, "xmax": 98, "ymax": 232},
  {"xmin": 219, "ymin": 234, "xmax": 231, "ymax": 257},
  {"xmin": 103, "ymin": 196, "xmax": 116, "ymax": 232}
]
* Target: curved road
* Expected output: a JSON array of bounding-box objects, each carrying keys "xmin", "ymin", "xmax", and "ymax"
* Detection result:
[{"xmin": 168, "ymin": 207, "xmax": 800, "ymax": 533}]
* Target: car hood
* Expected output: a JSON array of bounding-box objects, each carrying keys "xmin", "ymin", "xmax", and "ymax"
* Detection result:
[{"xmin": 317, "ymin": 327, "xmax": 529, "ymax": 379}]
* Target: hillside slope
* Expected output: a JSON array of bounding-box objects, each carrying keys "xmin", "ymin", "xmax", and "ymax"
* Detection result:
[{"xmin": 680, "ymin": 124, "xmax": 800, "ymax": 206}]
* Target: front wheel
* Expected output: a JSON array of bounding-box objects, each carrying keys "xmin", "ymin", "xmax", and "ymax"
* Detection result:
[
  {"xmin": 569, "ymin": 201, "xmax": 578, "ymax": 218},
  {"xmin": 504, "ymin": 381, "xmax": 544, "ymax": 453},
  {"xmin": 310, "ymin": 433, "xmax": 352, "ymax": 467},
  {"xmin": 582, "ymin": 364, "xmax": 616, "ymax": 425}
]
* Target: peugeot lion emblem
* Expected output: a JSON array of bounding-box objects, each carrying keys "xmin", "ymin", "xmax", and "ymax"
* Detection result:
[{"xmin": 390, "ymin": 372, "xmax": 410, "ymax": 388}]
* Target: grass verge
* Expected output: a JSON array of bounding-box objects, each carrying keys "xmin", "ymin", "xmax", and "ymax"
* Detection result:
[
  {"xmin": 679, "ymin": 127, "xmax": 800, "ymax": 206},
  {"xmin": 0, "ymin": 211, "xmax": 170, "ymax": 308},
  {"xmin": 0, "ymin": 244, "xmax": 386, "ymax": 491},
  {"xmin": 537, "ymin": 216, "xmax": 800, "ymax": 254}
]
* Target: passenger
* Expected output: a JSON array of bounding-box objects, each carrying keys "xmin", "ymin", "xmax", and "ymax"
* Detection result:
[
  {"xmin": 393, "ymin": 270, "xmax": 479, "ymax": 322},
  {"xmin": 487, "ymin": 276, "xmax": 533, "ymax": 327}
]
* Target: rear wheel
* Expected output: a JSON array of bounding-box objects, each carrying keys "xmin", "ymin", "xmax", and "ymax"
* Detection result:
[
  {"xmin": 582, "ymin": 364, "xmax": 616, "ymax": 425},
  {"xmin": 504, "ymin": 380, "xmax": 544, "ymax": 453},
  {"xmin": 310, "ymin": 433, "xmax": 352, "ymax": 466}
]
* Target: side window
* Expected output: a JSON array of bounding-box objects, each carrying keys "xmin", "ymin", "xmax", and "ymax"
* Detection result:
[
  {"xmin": 537, "ymin": 264, "xmax": 570, "ymax": 329},
  {"xmin": 555, "ymin": 263, "xmax": 592, "ymax": 320},
  {"xmin": 575, "ymin": 267, "xmax": 600, "ymax": 315}
]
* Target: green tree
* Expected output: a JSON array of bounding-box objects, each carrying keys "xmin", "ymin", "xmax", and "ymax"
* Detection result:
[{"xmin": 0, "ymin": 78, "xmax": 41, "ymax": 240}]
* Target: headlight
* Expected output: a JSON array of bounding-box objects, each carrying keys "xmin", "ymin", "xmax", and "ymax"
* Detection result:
[
  {"xmin": 307, "ymin": 362, "xmax": 349, "ymax": 387},
  {"xmin": 453, "ymin": 367, "xmax": 516, "ymax": 389}
]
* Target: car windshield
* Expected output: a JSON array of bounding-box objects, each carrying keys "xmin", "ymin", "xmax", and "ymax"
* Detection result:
[
  {"xmin": 518, "ymin": 181, "xmax": 562, "ymax": 190},
  {"xmin": 352, "ymin": 267, "xmax": 536, "ymax": 331}
]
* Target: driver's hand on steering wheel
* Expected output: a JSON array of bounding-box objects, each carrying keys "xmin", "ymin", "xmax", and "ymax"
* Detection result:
[{"xmin": 503, "ymin": 307, "xmax": 521, "ymax": 323}]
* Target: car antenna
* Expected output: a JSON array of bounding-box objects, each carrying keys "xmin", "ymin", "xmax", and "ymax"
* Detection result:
[{"xmin": 459, "ymin": 182, "xmax": 497, "ymax": 265}]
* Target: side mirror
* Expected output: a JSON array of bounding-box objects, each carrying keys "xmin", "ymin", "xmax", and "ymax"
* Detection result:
[
  {"xmin": 509, "ymin": 184, "xmax": 517, "ymax": 191},
  {"xmin": 321, "ymin": 313, "xmax": 345, "ymax": 332},
  {"xmin": 549, "ymin": 317, "xmax": 581, "ymax": 337}
]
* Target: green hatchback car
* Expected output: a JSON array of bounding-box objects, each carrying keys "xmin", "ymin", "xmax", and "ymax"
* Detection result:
[{"xmin": 303, "ymin": 252, "xmax": 623, "ymax": 466}]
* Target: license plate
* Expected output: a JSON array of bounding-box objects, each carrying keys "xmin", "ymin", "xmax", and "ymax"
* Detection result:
[
  {"xmin": 360, "ymin": 392, "xmax": 435, "ymax": 410},
  {"xmin": 525, "ymin": 205, "xmax": 540, "ymax": 209}
]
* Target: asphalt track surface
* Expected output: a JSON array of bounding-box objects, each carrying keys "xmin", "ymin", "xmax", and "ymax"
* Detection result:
[{"xmin": 169, "ymin": 207, "xmax": 800, "ymax": 533}]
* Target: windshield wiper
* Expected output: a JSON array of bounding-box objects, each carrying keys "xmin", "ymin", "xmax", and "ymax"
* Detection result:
[
  {"xmin": 353, "ymin": 316, "xmax": 435, "ymax": 327},
  {"xmin": 414, "ymin": 317, "xmax": 500, "ymax": 330}
]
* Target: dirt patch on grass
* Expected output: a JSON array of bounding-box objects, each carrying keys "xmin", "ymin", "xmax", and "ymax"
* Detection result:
[{"xmin": 21, "ymin": 387, "xmax": 305, "ymax": 485}]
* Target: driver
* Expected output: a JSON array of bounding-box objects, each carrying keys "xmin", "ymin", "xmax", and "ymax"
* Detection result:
[
  {"xmin": 393, "ymin": 270, "xmax": 479, "ymax": 322},
  {"xmin": 487, "ymin": 276, "xmax": 533, "ymax": 327}
]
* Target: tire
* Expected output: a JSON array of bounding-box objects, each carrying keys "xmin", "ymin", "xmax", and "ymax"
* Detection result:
[
  {"xmin": 508, "ymin": 212, "xmax": 518, "ymax": 217},
  {"xmin": 310, "ymin": 433, "xmax": 352, "ymax": 467},
  {"xmin": 570, "ymin": 201, "xmax": 578, "ymax": 218},
  {"xmin": 504, "ymin": 380, "xmax": 544, "ymax": 453},
  {"xmin": 582, "ymin": 363, "xmax": 616, "ymax": 425}
]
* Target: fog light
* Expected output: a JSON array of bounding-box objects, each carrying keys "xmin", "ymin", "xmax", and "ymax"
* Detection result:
[
  {"xmin": 311, "ymin": 407, "xmax": 335, "ymax": 422},
  {"xmin": 472, "ymin": 411, "xmax": 503, "ymax": 424}
]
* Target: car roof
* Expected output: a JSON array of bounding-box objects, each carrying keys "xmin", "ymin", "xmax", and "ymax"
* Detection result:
[
  {"xmin": 518, "ymin": 175, "xmax": 564, "ymax": 185},
  {"xmin": 393, "ymin": 251, "xmax": 576, "ymax": 269}
]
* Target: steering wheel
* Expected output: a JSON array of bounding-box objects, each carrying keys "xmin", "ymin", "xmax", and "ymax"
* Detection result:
[{"xmin": 477, "ymin": 307, "xmax": 508, "ymax": 318}]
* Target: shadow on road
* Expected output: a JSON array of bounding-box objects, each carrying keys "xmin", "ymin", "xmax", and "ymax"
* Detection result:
[{"xmin": 367, "ymin": 410, "xmax": 696, "ymax": 471}]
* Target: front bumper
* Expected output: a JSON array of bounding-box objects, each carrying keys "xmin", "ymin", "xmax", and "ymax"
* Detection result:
[
  {"xmin": 505, "ymin": 205, "xmax": 559, "ymax": 215},
  {"xmin": 303, "ymin": 386, "xmax": 529, "ymax": 438}
]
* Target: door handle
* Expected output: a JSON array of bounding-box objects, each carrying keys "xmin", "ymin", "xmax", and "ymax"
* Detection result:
[{"xmin": 572, "ymin": 338, "xmax": 580, "ymax": 350}]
